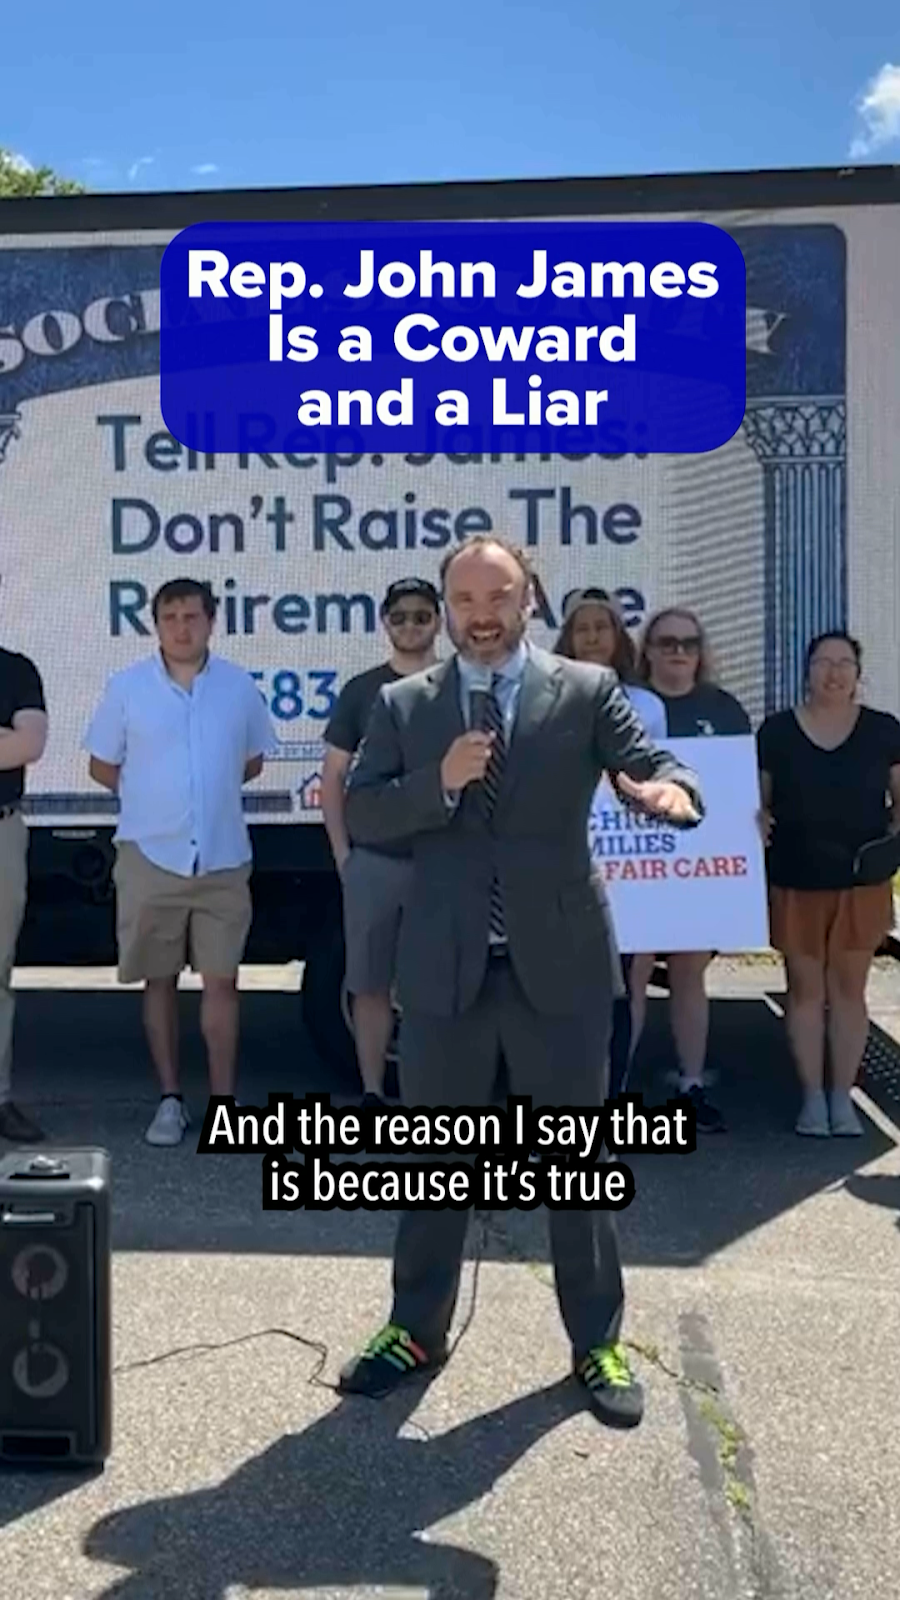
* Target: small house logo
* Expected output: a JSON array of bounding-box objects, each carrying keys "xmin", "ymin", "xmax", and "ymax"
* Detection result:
[{"xmin": 297, "ymin": 772, "xmax": 322, "ymax": 811}]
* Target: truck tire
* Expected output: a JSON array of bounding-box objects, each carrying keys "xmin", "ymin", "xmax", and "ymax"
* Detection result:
[{"xmin": 301, "ymin": 905, "xmax": 360, "ymax": 1088}]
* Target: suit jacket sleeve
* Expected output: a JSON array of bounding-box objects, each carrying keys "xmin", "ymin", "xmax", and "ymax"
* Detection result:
[
  {"xmin": 344, "ymin": 686, "xmax": 452, "ymax": 845},
  {"xmin": 594, "ymin": 675, "xmax": 705, "ymax": 821}
]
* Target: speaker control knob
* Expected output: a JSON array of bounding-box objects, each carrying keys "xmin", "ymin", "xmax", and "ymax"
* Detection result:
[{"xmin": 25, "ymin": 1156, "xmax": 68, "ymax": 1176}]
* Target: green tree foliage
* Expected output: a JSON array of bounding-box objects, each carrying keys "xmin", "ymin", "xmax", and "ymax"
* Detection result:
[{"xmin": 0, "ymin": 148, "xmax": 85, "ymax": 196}]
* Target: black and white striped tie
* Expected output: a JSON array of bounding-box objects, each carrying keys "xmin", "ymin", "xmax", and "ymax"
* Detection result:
[{"xmin": 480, "ymin": 676, "xmax": 508, "ymax": 944}]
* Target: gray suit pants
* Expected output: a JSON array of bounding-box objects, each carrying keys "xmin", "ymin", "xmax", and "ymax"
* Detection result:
[{"xmin": 391, "ymin": 949, "xmax": 624, "ymax": 1361}]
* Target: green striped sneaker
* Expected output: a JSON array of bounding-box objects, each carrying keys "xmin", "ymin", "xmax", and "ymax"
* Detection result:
[
  {"xmin": 338, "ymin": 1322, "xmax": 447, "ymax": 1398},
  {"xmin": 575, "ymin": 1342, "xmax": 644, "ymax": 1429}
]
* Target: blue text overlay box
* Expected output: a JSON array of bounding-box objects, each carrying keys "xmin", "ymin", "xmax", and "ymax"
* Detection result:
[{"xmin": 160, "ymin": 220, "xmax": 747, "ymax": 455}]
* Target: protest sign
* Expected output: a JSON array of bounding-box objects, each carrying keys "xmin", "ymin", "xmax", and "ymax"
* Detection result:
[{"xmin": 588, "ymin": 734, "xmax": 769, "ymax": 952}]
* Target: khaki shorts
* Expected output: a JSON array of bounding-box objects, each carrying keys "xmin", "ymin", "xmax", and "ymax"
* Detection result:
[
  {"xmin": 769, "ymin": 882, "xmax": 893, "ymax": 962},
  {"xmin": 113, "ymin": 842, "xmax": 252, "ymax": 983}
]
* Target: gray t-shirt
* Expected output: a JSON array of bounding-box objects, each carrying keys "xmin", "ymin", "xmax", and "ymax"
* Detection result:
[
  {"xmin": 325, "ymin": 663, "xmax": 409, "ymax": 859},
  {"xmin": 325, "ymin": 663, "xmax": 402, "ymax": 755}
]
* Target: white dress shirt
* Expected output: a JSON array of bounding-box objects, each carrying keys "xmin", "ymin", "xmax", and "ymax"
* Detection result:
[{"xmin": 84, "ymin": 652, "xmax": 276, "ymax": 876}]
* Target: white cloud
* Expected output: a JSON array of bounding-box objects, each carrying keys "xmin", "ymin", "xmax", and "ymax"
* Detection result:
[
  {"xmin": 127, "ymin": 155, "xmax": 155, "ymax": 182},
  {"xmin": 6, "ymin": 151, "xmax": 34, "ymax": 173},
  {"xmin": 849, "ymin": 62, "xmax": 900, "ymax": 157},
  {"xmin": 191, "ymin": 162, "xmax": 219, "ymax": 175}
]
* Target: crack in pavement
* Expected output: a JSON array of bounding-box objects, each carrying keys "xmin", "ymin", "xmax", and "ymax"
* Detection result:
[
  {"xmin": 678, "ymin": 1310, "xmax": 787, "ymax": 1600},
  {"xmin": 477, "ymin": 1214, "xmax": 791, "ymax": 1600}
]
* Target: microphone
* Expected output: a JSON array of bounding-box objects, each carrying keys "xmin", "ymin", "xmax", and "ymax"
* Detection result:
[
  {"xmin": 467, "ymin": 666, "xmax": 493, "ymax": 733},
  {"xmin": 469, "ymin": 690, "xmax": 490, "ymax": 732}
]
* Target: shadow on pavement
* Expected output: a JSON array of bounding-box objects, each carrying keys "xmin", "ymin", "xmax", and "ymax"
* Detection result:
[
  {"xmin": 842, "ymin": 1173, "xmax": 900, "ymax": 1229},
  {"xmin": 82, "ymin": 1377, "xmax": 580, "ymax": 1600},
  {"xmin": 0, "ymin": 1463, "xmax": 102, "ymax": 1535},
  {"xmin": 7, "ymin": 988, "xmax": 897, "ymax": 1267}
]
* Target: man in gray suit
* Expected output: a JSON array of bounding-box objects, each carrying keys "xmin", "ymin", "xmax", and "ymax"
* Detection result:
[{"xmin": 339, "ymin": 535, "xmax": 703, "ymax": 1428}]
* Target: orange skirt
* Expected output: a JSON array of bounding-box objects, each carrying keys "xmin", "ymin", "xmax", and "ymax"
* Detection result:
[{"xmin": 768, "ymin": 882, "xmax": 894, "ymax": 961}]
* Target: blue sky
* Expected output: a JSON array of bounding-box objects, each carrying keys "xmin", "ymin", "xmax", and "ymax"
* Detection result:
[{"xmin": 4, "ymin": 1, "xmax": 900, "ymax": 192}]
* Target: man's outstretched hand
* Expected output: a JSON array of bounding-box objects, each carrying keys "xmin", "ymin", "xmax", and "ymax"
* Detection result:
[{"xmin": 614, "ymin": 773, "xmax": 701, "ymax": 826}]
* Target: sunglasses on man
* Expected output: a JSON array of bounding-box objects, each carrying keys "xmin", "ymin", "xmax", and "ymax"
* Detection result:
[{"xmin": 387, "ymin": 607, "xmax": 436, "ymax": 627}]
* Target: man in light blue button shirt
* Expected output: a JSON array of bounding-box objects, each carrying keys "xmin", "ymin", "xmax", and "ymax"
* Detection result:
[{"xmin": 85, "ymin": 578, "xmax": 276, "ymax": 1146}]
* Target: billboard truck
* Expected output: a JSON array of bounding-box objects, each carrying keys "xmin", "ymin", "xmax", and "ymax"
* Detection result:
[{"xmin": 1, "ymin": 166, "xmax": 898, "ymax": 1077}]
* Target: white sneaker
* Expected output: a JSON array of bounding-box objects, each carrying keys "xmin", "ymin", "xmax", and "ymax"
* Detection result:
[
  {"xmin": 145, "ymin": 1096, "xmax": 190, "ymax": 1146},
  {"xmin": 829, "ymin": 1090, "xmax": 863, "ymax": 1137},
  {"xmin": 795, "ymin": 1090, "xmax": 830, "ymax": 1137}
]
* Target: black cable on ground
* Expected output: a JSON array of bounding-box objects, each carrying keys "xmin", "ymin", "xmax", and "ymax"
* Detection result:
[{"xmin": 111, "ymin": 1213, "xmax": 488, "ymax": 1398}]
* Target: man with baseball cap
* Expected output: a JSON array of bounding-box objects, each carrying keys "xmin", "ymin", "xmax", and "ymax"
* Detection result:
[{"xmin": 321, "ymin": 578, "xmax": 441, "ymax": 1104}]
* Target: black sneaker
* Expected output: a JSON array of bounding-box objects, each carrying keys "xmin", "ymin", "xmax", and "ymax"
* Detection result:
[
  {"xmin": 338, "ymin": 1323, "xmax": 447, "ymax": 1398},
  {"xmin": 575, "ymin": 1342, "xmax": 644, "ymax": 1429},
  {"xmin": 360, "ymin": 1091, "xmax": 388, "ymax": 1112},
  {"xmin": 681, "ymin": 1084, "xmax": 726, "ymax": 1134},
  {"xmin": 0, "ymin": 1102, "xmax": 45, "ymax": 1143}
]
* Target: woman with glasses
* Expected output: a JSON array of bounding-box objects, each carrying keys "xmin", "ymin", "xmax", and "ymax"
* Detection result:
[
  {"xmin": 637, "ymin": 608, "xmax": 751, "ymax": 739},
  {"xmin": 554, "ymin": 588, "xmax": 667, "ymax": 1097},
  {"xmin": 757, "ymin": 631, "xmax": 900, "ymax": 1137},
  {"xmin": 628, "ymin": 607, "xmax": 751, "ymax": 1132}
]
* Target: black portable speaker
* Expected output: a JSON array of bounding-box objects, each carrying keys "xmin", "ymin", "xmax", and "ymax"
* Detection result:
[{"xmin": 0, "ymin": 1148, "xmax": 111, "ymax": 1468}]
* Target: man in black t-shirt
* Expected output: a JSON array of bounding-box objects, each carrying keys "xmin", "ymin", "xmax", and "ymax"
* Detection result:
[
  {"xmin": 0, "ymin": 646, "xmax": 49, "ymax": 1143},
  {"xmin": 321, "ymin": 578, "xmax": 441, "ymax": 1103}
]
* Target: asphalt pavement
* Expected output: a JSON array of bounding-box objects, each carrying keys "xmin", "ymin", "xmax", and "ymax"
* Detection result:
[{"xmin": 1, "ymin": 954, "xmax": 899, "ymax": 1600}]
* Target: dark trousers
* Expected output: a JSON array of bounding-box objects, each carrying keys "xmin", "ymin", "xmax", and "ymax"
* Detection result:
[
  {"xmin": 391, "ymin": 951, "xmax": 624, "ymax": 1362},
  {"xmin": 609, "ymin": 954, "xmax": 634, "ymax": 1100}
]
